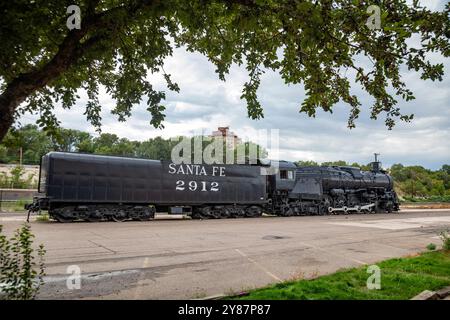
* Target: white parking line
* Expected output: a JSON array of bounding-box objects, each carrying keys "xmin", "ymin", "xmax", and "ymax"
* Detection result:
[
  {"xmin": 329, "ymin": 216, "xmax": 450, "ymax": 230},
  {"xmin": 134, "ymin": 257, "xmax": 151, "ymax": 299}
]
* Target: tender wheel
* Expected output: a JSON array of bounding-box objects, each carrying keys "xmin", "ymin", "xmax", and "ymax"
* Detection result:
[
  {"xmin": 192, "ymin": 206, "xmax": 211, "ymax": 219},
  {"xmin": 54, "ymin": 213, "xmax": 74, "ymax": 223},
  {"xmin": 86, "ymin": 210, "xmax": 103, "ymax": 222},
  {"xmin": 202, "ymin": 206, "xmax": 213, "ymax": 219},
  {"xmin": 191, "ymin": 210, "xmax": 203, "ymax": 219},
  {"xmin": 236, "ymin": 207, "xmax": 246, "ymax": 218},
  {"xmin": 210, "ymin": 207, "xmax": 222, "ymax": 219},
  {"xmin": 221, "ymin": 207, "xmax": 231, "ymax": 218},
  {"xmin": 246, "ymin": 206, "xmax": 262, "ymax": 218},
  {"xmin": 208, "ymin": 206, "xmax": 231, "ymax": 219},
  {"xmin": 136, "ymin": 207, "xmax": 155, "ymax": 221},
  {"xmin": 111, "ymin": 209, "xmax": 128, "ymax": 222},
  {"xmin": 86, "ymin": 216, "xmax": 102, "ymax": 222},
  {"xmin": 52, "ymin": 207, "xmax": 76, "ymax": 223}
]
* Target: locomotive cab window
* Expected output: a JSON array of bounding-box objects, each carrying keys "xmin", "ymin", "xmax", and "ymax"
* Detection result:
[{"xmin": 280, "ymin": 170, "xmax": 294, "ymax": 180}]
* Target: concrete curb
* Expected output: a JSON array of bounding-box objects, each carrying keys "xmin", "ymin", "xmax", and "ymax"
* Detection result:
[
  {"xmin": 435, "ymin": 286, "xmax": 450, "ymax": 299},
  {"xmin": 411, "ymin": 286, "xmax": 450, "ymax": 300},
  {"xmin": 196, "ymin": 294, "xmax": 226, "ymax": 300},
  {"xmin": 198, "ymin": 291, "xmax": 252, "ymax": 300}
]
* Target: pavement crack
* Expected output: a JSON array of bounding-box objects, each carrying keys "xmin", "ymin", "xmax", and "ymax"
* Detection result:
[
  {"xmin": 87, "ymin": 230, "xmax": 110, "ymax": 240},
  {"xmin": 88, "ymin": 240, "xmax": 116, "ymax": 254},
  {"xmin": 297, "ymin": 241, "xmax": 368, "ymax": 265},
  {"xmin": 235, "ymin": 248, "xmax": 282, "ymax": 282}
]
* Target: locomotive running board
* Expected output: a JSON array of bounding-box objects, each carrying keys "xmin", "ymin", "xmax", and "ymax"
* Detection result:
[{"xmin": 328, "ymin": 203, "xmax": 375, "ymax": 214}]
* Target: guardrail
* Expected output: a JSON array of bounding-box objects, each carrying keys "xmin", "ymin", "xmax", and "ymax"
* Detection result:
[
  {"xmin": 0, "ymin": 188, "xmax": 39, "ymax": 201},
  {"xmin": 0, "ymin": 189, "xmax": 41, "ymax": 212}
]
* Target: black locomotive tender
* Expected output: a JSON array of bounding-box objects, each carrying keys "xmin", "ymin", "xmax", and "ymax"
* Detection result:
[{"xmin": 26, "ymin": 152, "xmax": 399, "ymax": 222}]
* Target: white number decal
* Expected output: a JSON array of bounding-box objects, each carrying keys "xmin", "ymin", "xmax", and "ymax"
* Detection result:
[
  {"xmin": 189, "ymin": 181, "xmax": 197, "ymax": 191},
  {"xmin": 211, "ymin": 182, "xmax": 219, "ymax": 192},
  {"xmin": 176, "ymin": 180, "xmax": 185, "ymax": 191},
  {"xmin": 176, "ymin": 180, "xmax": 220, "ymax": 192}
]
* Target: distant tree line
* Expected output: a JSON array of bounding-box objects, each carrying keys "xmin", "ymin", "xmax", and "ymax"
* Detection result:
[
  {"xmin": 390, "ymin": 164, "xmax": 449, "ymax": 201},
  {"xmin": 1, "ymin": 125, "xmax": 448, "ymax": 201},
  {"xmin": 295, "ymin": 160, "xmax": 450, "ymax": 200},
  {"xmin": 0, "ymin": 124, "xmax": 266, "ymax": 165},
  {"xmin": 295, "ymin": 160, "xmax": 373, "ymax": 171}
]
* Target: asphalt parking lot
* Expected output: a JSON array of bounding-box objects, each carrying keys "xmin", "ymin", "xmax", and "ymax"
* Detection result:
[{"xmin": 1, "ymin": 209, "xmax": 450, "ymax": 299}]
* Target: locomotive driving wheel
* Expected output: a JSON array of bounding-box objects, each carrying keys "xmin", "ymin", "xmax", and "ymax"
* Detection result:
[
  {"xmin": 321, "ymin": 196, "xmax": 333, "ymax": 215},
  {"xmin": 279, "ymin": 204, "xmax": 293, "ymax": 216}
]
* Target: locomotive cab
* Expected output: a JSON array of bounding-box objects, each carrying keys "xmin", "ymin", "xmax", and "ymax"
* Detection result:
[{"xmin": 271, "ymin": 161, "xmax": 297, "ymax": 191}]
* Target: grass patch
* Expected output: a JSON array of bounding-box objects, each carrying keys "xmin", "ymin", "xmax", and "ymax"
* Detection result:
[
  {"xmin": 35, "ymin": 212, "xmax": 50, "ymax": 222},
  {"xmin": 0, "ymin": 200, "xmax": 28, "ymax": 213},
  {"xmin": 402, "ymin": 195, "xmax": 450, "ymax": 203},
  {"xmin": 232, "ymin": 251, "xmax": 450, "ymax": 300}
]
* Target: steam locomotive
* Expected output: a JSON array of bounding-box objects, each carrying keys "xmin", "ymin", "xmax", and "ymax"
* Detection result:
[{"xmin": 26, "ymin": 152, "xmax": 399, "ymax": 222}]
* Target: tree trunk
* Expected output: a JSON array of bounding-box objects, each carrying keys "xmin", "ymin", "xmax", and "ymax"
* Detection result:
[
  {"xmin": 0, "ymin": 75, "xmax": 41, "ymax": 140},
  {"xmin": 0, "ymin": 89, "xmax": 20, "ymax": 142},
  {"xmin": 0, "ymin": 27, "xmax": 90, "ymax": 142}
]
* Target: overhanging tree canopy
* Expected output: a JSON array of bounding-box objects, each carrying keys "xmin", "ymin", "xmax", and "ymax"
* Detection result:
[{"xmin": 0, "ymin": 0, "xmax": 448, "ymax": 141}]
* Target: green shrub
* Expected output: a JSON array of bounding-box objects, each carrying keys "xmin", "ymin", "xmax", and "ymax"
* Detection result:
[
  {"xmin": 0, "ymin": 224, "xmax": 46, "ymax": 300},
  {"xmin": 440, "ymin": 231, "xmax": 450, "ymax": 251},
  {"xmin": 0, "ymin": 200, "xmax": 28, "ymax": 213},
  {"xmin": 0, "ymin": 166, "xmax": 37, "ymax": 189},
  {"xmin": 426, "ymin": 243, "xmax": 437, "ymax": 251}
]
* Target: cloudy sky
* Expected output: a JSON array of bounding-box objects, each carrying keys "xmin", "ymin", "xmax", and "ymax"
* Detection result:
[{"xmin": 20, "ymin": 0, "xmax": 449, "ymax": 169}]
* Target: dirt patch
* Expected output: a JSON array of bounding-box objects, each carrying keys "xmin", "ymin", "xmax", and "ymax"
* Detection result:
[{"xmin": 401, "ymin": 203, "xmax": 450, "ymax": 209}]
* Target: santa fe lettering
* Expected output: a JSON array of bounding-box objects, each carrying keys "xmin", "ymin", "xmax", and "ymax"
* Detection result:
[{"xmin": 168, "ymin": 163, "xmax": 226, "ymax": 177}]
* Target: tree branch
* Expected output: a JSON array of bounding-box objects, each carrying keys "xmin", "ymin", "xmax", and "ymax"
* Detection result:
[{"xmin": 0, "ymin": 0, "xmax": 163, "ymax": 140}]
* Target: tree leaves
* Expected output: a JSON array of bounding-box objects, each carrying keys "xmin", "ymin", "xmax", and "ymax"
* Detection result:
[{"xmin": 0, "ymin": 0, "xmax": 448, "ymax": 137}]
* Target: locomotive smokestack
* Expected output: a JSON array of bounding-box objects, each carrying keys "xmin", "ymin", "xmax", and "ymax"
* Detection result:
[{"xmin": 371, "ymin": 153, "xmax": 381, "ymax": 172}]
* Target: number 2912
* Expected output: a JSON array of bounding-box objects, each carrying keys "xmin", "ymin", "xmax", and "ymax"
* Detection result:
[{"xmin": 175, "ymin": 180, "xmax": 219, "ymax": 192}]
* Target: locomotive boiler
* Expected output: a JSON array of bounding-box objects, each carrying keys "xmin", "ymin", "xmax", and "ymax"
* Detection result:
[{"xmin": 26, "ymin": 152, "xmax": 399, "ymax": 222}]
